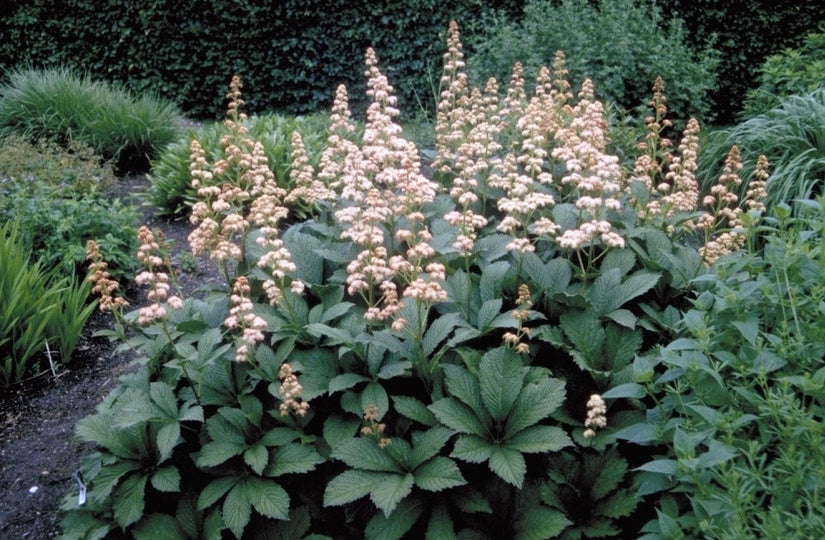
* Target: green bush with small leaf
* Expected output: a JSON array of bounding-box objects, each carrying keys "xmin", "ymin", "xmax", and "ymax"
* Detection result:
[
  {"xmin": 0, "ymin": 222, "xmax": 96, "ymax": 386},
  {"xmin": 0, "ymin": 67, "xmax": 182, "ymax": 173},
  {"xmin": 0, "ymin": 135, "xmax": 138, "ymax": 281}
]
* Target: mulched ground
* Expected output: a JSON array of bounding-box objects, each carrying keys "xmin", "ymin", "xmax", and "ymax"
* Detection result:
[{"xmin": 0, "ymin": 176, "xmax": 219, "ymax": 538}]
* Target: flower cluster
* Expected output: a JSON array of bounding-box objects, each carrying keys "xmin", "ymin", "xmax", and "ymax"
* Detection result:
[
  {"xmin": 278, "ymin": 362, "xmax": 309, "ymax": 417},
  {"xmin": 361, "ymin": 404, "xmax": 391, "ymax": 449},
  {"xmin": 135, "ymin": 226, "xmax": 183, "ymax": 325},
  {"xmin": 583, "ymin": 394, "xmax": 607, "ymax": 439},
  {"xmin": 225, "ymin": 276, "xmax": 267, "ymax": 362},
  {"xmin": 86, "ymin": 240, "xmax": 129, "ymax": 312},
  {"xmin": 503, "ymin": 284, "xmax": 533, "ymax": 355}
]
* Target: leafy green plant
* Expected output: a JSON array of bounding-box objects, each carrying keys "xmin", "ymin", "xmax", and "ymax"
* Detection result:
[
  {"xmin": 0, "ymin": 67, "xmax": 182, "ymax": 172},
  {"xmin": 699, "ymin": 88, "xmax": 825, "ymax": 217},
  {"xmin": 0, "ymin": 222, "xmax": 96, "ymax": 386},
  {"xmin": 146, "ymin": 113, "xmax": 331, "ymax": 218},
  {"xmin": 612, "ymin": 199, "xmax": 825, "ymax": 538},
  {"xmin": 743, "ymin": 25, "xmax": 825, "ymax": 117},
  {"xmin": 61, "ymin": 23, "xmax": 765, "ymax": 539},
  {"xmin": 466, "ymin": 0, "xmax": 720, "ymax": 126},
  {"xmin": 0, "ymin": 135, "xmax": 138, "ymax": 281}
]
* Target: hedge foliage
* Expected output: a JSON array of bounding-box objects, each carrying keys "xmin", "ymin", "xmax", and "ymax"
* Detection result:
[
  {"xmin": 1, "ymin": 0, "xmax": 508, "ymax": 119},
  {"xmin": 3, "ymin": 1, "xmax": 824, "ymax": 123}
]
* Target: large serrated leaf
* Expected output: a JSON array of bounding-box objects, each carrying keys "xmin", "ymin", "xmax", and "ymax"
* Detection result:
[
  {"xmin": 409, "ymin": 426, "xmax": 455, "ymax": 467},
  {"xmin": 414, "ymin": 456, "xmax": 466, "ymax": 491},
  {"xmin": 588, "ymin": 268, "xmax": 623, "ymax": 316},
  {"xmin": 282, "ymin": 228, "xmax": 324, "ymax": 285},
  {"xmin": 392, "ymin": 395, "xmax": 436, "ymax": 427},
  {"xmin": 113, "ymin": 473, "xmax": 147, "ymax": 528},
  {"xmin": 429, "ymin": 398, "xmax": 486, "ymax": 436},
  {"xmin": 600, "ymin": 249, "xmax": 636, "ymax": 275},
  {"xmin": 488, "ymin": 446, "xmax": 526, "ymax": 487},
  {"xmin": 479, "ymin": 347, "xmax": 524, "ymax": 422},
  {"xmin": 370, "ymin": 472, "xmax": 415, "ymax": 516},
  {"xmin": 479, "ymin": 261, "xmax": 510, "ymax": 302},
  {"xmin": 476, "ymin": 298, "xmax": 503, "ymax": 330},
  {"xmin": 559, "ymin": 310, "xmax": 605, "ymax": 369},
  {"xmin": 504, "ymin": 378, "xmax": 566, "ymax": 438},
  {"xmin": 423, "ymin": 313, "xmax": 460, "ymax": 356},
  {"xmin": 599, "ymin": 489, "xmax": 638, "ymax": 518},
  {"xmin": 245, "ymin": 477, "xmax": 290, "ymax": 520},
  {"xmin": 332, "ymin": 437, "xmax": 401, "ymax": 472},
  {"xmin": 328, "ymin": 373, "xmax": 370, "ymax": 394},
  {"xmin": 426, "ymin": 504, "xmax": 456, "ymax": 540},
  {"xmin": 365, "ymin": 497, "xmax": 424, "ymax": 540},
  {"xmin": 197, "ymin": 477, "xmax": 238, "ymax": 510},
  {"xmin": 615, "ymin": 271, "xmax": 660, "ymax": 312},
  {"xmin": 324, "ymin": 469, "xmax": 386, "ymax": 507},
  {"xmin": 515, "ymin": 507, "xmax": 572, "ymax": 540},
  {"xmin": 149, "ymin": 382, "xmax": 180, "ymax": 419},
  {"xmin": 244, "ymin": 444, "xmax": 269, "ymax": 475},
  {"xmin": 505, "ymin": 425, "xmax": 572, "ymax": 453},
  {"xmin": 266, "ymin": 443, "xmax": 324, "ymax": 477},
  {"xmin": 440, "ymin": 364, "xmax": 487, "ymax": 422},
  {"xmin": 322, "ymin": 415, "xmax": 360, "ymax": 447},
  {"xmin": 450, "ymin": 434, "xmax": 494, "ymax": 463},
  {"xmin": 223, "ymin": 483, "xmax": 252, "ymax": 539},
  {"xmin": 156, "ymin": 422, "xmax": 181, "ymax": 462},
  {"xmin": 586, "ymin": 451, "xmax": 629, "ymax": 500},
  {"xmin": 150, "ymin": 466, "xmax": 180, "ymax": 493},
  {"xmin": 196, "ymin": 440, "xmax": 245, "ymax": 468}
]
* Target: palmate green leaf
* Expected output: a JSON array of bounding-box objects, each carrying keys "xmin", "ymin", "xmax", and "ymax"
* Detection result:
[
  {"xmin": 429, "ymin": 398, "xmax": 487, "ymax": 436},
  {"xmin": 328, "ymin": 373, "xmax": 370, "ymax": 393},
  {"xmin": 282, "ymin": 227, "xmax": 324, "ymax": 285},
  {"xmin": 479, "ymin": 261, "xmax": 510, "ymax": 302},
  {"xmin": 505, "ymin": 425, "xmax": 572, "ymax": 454},
  {"xmin": 365, "ymin": 497, "xmax": 424, "ymax": 540},
  {"xmin": 488, "ymin": 446, "xmax": 526, "ymax": 487},
  {"xmin": 133, "ymin": 513, "xmax": 185, "ymax": 540},
  {"xmin": 414, "ymin": 456, "xmax": 466, "ymax": 492},
  {"xmin": 223, "ymin": 483, "xmax": 251, "ymax": 539},
  {"xmin": 515, "ymin": 507, "xmax": 572, "ymax": 540},
  {"xmin": 150, "ymin": 465, "xmax": 180, "ymax": 493},
  {"xmin": 156, "ymin": 421, "xmax": 181, "ymax": 462},
  {"xmin": 559, "ymin": 310, "xmax": 605, "ymax": 370},
  {"xmin": 244, "ymin": 477, "xmax": 290, "ymax": 520},
  {"xmin": 322, "ymin": 415, "xmax": 360, "ymax": 447},
  {"xmin": 441, "ymin": 364, "xmax": 488, "ymax": 423},
  {"xmin": 244, "ymin": 444, "xmax": 269, "ymax": 475},
  {"xmin": 198, "ymin": 477, "xmax": 238, "ymax": 510},
  {"xmin": 370, "ymin": 472, "xmax": 415, "ymax": 516},
  {"xmin": 265, "ymin": 443, "xmax": 324, "ymax": 477},
  {"xmin": 113, "ymin": 473, "xmax": 147, "ymax": 528},
  {"xmin": 409, "ymin": 426, "xmax": 455, "ymax": 467},
  {"xmin": 196, "ymin": 440, "xmax": 245, "ymax": 468},
  {"xmin": 89, "ymin": 461, "xmax": 141, "ymax": 502},
  {"xmin": 423, "ymin": 313, "xmax": 461, "ymax": 356},
  {"xmin": 586, "ymin": 450, "xmax": 629, "ymax": 500},
  {"xmin": 476, "ymin": 298, "xmax": 503, "ymax": 330},
  {"xmin": 479, "ymin": 347, "xmax": 524, "ymax": 423},
  {"xmin": 149, "ymin": 381, "xmax": 180, "ymax": 419},
  {"xmin": 332, "ymin": 437, "xmax": 401, "ymax": 473},
  {"xmin": 393, "ymin": 395, "xmax": 437, "ymax": 427},
  {"xmin": 324, "ymin": 469, "xmax": 386, "ymax": 507},
  {"xmin": 599, "ymin": 488, "xmax": 638, "ymax": 519},
  {"xmin": 503, "ymin": 377, "xmax": 566, "ymax": 438},
  {"xmin": 451, "ymin": 434, "xmax": 494, "ymax": 463},
  {"xmin": 522, "ymin": 253, "xmax": 572, "ymax": 294}
]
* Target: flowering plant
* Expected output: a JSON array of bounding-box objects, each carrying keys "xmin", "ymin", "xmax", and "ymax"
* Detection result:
[{"xmin": 63, "ymin": 22, "xmax": 769, "ymax": 539}]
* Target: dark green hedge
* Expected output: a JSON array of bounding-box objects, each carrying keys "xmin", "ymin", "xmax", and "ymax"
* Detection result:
[
  {"xmin": 659, "ymin": 0, "xmax": 825, "ymax": 123},
  {"xmin": 1, "ymin": 0, "xmax": 507, "ymax": 119}
]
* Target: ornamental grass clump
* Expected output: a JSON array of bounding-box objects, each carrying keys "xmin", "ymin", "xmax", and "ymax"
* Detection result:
[{"xmin": 63, "ymin": 21, "xmax": 774, "ymax": 539}]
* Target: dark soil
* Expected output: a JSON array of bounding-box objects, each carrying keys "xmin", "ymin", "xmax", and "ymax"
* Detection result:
[{"xmin": 0, "ymin": 176, "xmax": 221, "ymax": 539}]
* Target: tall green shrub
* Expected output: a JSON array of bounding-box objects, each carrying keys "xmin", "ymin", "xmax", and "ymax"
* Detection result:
[{"xmin": 466, "ymin": 0, "xmax": 720, "ymax": 126}]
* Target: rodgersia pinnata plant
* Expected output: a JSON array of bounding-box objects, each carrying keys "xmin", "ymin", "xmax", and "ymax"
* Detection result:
[{"xmin": 62, "ymin": 21, "xmax": 773, "ymax": 540}]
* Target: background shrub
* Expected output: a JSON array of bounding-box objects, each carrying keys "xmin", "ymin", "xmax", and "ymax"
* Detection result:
[
  {"xmin": 465, "ymin": 0, "xmax": 720, "ymax": 127},
  {"xmin": 0, "ymin": 222, "xmax": 96, "ymax": 386},
  {"xmin": 0, "ymin": 135, "xmax": 139, "ymax": 280},
  {"xmin": 0, "ymin": 67, "xmax": 182, "ymax": 173},
  {"xmin": 742, "ymin": 26, "xmax": 825, "ymax": 117}
]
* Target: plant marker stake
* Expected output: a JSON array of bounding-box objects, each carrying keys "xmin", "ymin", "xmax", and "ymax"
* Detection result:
[
  {"xmin": 45, "ymin": 341, "xmax": 56, "ymax": 376},
  {"xmin": 74, "ymin": 470, "xmax": 86, "ymax": 505}
]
